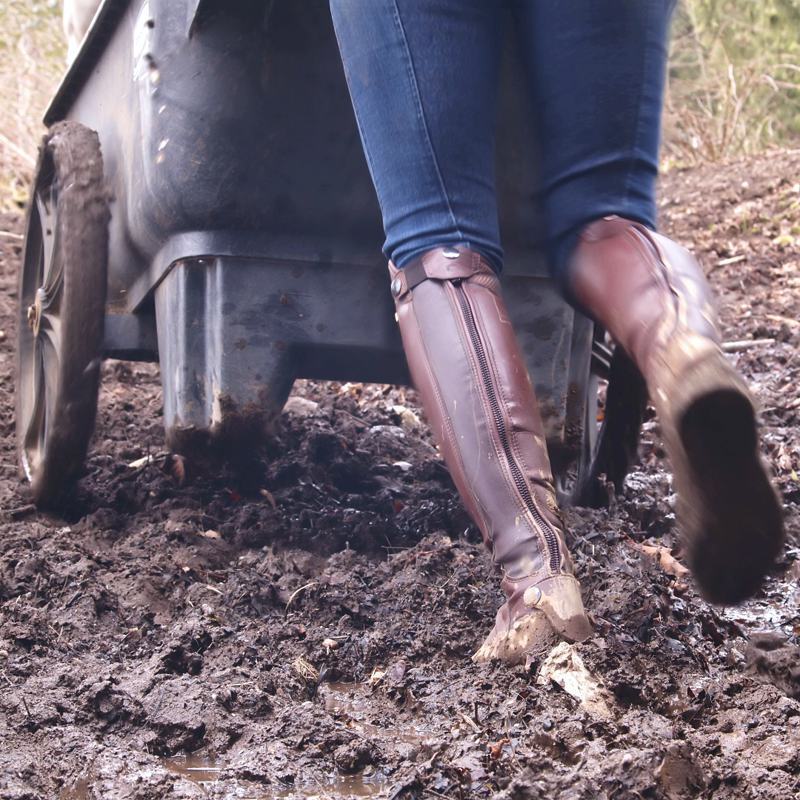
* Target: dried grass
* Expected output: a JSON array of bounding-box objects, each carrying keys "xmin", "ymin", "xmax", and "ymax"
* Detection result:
[
  {"xmin": 0, "ymin": 1, "xmax": 65, "ymax": 209},
  {"xmin": 0, "ymin": 0, "xmax": 797, "ymax": 210},
  {"xmin": 664, "ymin": 0, "xmax": 800, "ymax": 166}
]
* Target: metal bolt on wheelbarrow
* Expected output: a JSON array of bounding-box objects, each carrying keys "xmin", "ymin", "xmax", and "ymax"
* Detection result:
[{"xmin": 15, "ymin": 0, "xmax": 647, "ymax": 508}]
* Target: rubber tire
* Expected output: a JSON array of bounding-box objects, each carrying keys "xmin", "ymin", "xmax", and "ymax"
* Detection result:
[
  {"xmin": 568, "ymin": 345, "xmax": 648, "ymax": 508},
  {"xmin": 16, "ymin": 121, "xmax": 109, "ymax": 507}
]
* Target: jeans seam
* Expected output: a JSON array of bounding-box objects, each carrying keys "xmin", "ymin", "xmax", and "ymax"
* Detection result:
[
  {"xmin": 391, "ymin": 0, "xmax": 466, "ymax": 245},
  {"xmin": 623, "ymin": 3, "xmax": 654, "ymax": 205}
]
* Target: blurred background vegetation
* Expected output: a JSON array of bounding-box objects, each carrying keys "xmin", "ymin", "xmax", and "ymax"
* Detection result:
[
  {"xmin": 0, "ymin": 0, "xmax": 64, "ymax": 207},
  {"xmin": 0, "ymin": 0, "xmax": 797, "ymax": 207},
  {"xmin": 664, "ymin": 0, "xmax": 800, "ymax": 166}
]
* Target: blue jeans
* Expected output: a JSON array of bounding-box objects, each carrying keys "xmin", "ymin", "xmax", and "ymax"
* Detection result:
[{"xmin": 329, "ymin": 0, "xmax": 675, "ymax": 286}]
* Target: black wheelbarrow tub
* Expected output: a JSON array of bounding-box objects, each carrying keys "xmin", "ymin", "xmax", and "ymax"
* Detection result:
[{"xmin": 40, "ymin": 0, "xmax": 601, "ymax": 489}]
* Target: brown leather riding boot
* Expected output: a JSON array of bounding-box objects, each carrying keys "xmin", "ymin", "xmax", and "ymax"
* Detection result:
[
  {"xmin": 389, "ymin": 247, "xmax": 591, "ymax": 664},
  {"xmin": 569, "ymin": 216, "xmax": 784, "ymax": 604}
]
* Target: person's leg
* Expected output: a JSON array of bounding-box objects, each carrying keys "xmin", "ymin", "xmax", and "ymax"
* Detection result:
[
  {"xmin": 517, "ymin": 0, "xmax": 783, "ymax": 603},
  {"xmin": 512, "ymin": 0, "xmax": 671, "ymax": 284},
  {"xmin": 330, "ymin": 0, "xmax": 591, "ymax": 663},
  {"xmin": 329, "ymin": 0, "xmax": 504, "ymax": 270}
]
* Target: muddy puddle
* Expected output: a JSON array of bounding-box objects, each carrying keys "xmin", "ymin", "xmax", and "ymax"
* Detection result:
[
  {"xmin": 165, "ymin": 755, "xmax": 388, "ymax": 799},
  {"xmin": 59, "ymin": 683, "xmax": 418, "ymax": 799},
  {"xmin": 62, "ymin": 755, "xmax": 387, "ymax": 799},
  {"xmin": 719, "ymin": 574, "xmax": 799, "ymax": 637}
]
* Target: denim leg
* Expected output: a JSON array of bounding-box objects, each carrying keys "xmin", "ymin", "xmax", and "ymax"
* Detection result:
[
  {"xmin": 329, "ymin": 0, "xmax": 504, "ymax": 270},
  {"xmin": 512, "ymin": 0, "xmax": 676, "ymax": 287}
]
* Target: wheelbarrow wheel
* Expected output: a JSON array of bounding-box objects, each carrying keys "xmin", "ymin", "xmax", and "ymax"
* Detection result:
[
  {"xmin": 563, "ymin": 336, "xmax": 648, "ymax": 508},
  {"xmin": 16, "ymin": 121, "xmax": 109, "ymax": 506}
]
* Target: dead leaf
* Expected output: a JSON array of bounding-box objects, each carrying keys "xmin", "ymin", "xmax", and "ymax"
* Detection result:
[
  {"xmin": 163, "ymin": 453, "xmax": 186, "ymax": 485},
  {"xmin": 368, "ymin": 667, "xmax": 386, "ymax": 687},
  {"xmin": 488, "ymin": 737, "xmax": 509, "ymax": 760},
  {"xmin": 292, "ymin": 656, "xmax": 319, "ymax": 683},
  {"xmin": 537, "ymin": 642, "xmax": 614, "ymax": 719},
  {"xmin": 633, "ymin": 541, "xmax": 690, "ymax": 577}
]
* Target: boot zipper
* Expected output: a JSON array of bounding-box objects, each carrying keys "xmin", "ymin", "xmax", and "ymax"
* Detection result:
[{"xmin": 451, "ymin": 280, "xmax": 562, "ymax": 574}]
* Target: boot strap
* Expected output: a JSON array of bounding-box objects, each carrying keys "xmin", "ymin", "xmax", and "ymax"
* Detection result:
[{"xmin": 390, "ymin": 249, "xmax": 493, "ymax": 298}]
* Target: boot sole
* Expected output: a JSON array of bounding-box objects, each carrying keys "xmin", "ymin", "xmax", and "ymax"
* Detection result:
[{"xmin": 677, "ymin": 386, "xmax": 783, "ymax": 605}]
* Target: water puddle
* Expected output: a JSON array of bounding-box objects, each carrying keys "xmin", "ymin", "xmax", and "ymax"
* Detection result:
[
  {"xmin": 165, "ymin": 755, "xmax": 387, "ymax": 798},
  {"xmin": 719, "ymin": 575, "xmax": 799, "ymax": 639},
  {"xmin": 320, "ymin": 681, "xmax": 431, "ymax": 747},
  {"xmin": 61, "ymin": 759, "xmax": 387, "ymax": 799},
  {"xmin": 60, "ymin": 681, "xmax": 430, "ymax": 798},
  {"xmin": 163, "ymin": 755, "xmax": 223, "ymax": 788}
]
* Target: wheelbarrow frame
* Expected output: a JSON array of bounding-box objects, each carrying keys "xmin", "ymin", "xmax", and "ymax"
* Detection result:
[{"xmin": 18, "ymin": 0, "xmax": 645, "ymax": 504}]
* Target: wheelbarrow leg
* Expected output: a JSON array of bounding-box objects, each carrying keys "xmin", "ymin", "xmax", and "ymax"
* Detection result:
[{"xmin": 154, "ymin": 257, "xmax": 296, "ymax": 458}]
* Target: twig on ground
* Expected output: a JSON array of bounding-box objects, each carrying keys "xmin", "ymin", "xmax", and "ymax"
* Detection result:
[
  {"xmin": 285, "ymin": 581, "xmax": 316, "ymax": 612},
  {"xmin": 9, "ymin": 504, "xmax": 37, "ymax": 521},
  {"xmin": 766, "ymin": 314, "xmax": 800, "ymax": 328},
  {"xmin": 722, "ymin": 338, "xmax": 774, "ymax": 352},
  {"xmin": 716, "ymin": 254, "xmax": 746, "ymax": 267},
  {"xmin": 459, "ymin": 710, "xmax": 482, "ymax": 733}
]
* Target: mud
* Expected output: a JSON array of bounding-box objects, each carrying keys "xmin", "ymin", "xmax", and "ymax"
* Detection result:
[{"xmin": 0, "ymin": 151, "xmax": 799, "ymax": 799}]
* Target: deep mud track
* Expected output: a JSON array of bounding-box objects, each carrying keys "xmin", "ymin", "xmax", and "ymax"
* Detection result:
[{"xmin": 0, "ymin": 153, "xmax": 799, "ymax": 800}]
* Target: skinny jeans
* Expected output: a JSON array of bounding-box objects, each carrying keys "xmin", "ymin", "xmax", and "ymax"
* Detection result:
[{"xmin": 329, "ymin": 0, "xmax": 675, "ymax": 285}]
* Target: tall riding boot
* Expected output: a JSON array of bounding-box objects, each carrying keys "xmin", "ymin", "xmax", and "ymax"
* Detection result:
[
  {"xmin": 389, "ymin": 247, "xmax": 591, "ymax": 664},
  {"xmin": 569, "ymin": 216, "xmax": 784, "ymax": 604}
]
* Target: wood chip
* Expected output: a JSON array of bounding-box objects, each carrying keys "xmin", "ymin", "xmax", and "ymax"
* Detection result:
[
  {"xmin": 9, "ymin": 505, "xmax": 36, "ymax": 521},
  {"xmin": 459, "ymin": 711, "xmax": 481, "ymax": 733}
]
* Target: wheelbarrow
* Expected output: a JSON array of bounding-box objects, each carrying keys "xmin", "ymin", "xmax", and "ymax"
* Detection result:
[{"xmin": 16, "ymin": 0, "xmax": 646, "ymax": 507}]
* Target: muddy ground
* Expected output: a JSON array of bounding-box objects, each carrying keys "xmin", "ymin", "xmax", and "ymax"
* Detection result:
[{"xmin": 0, "ymin": 151, "xmax": 799, "ymax": 800}]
